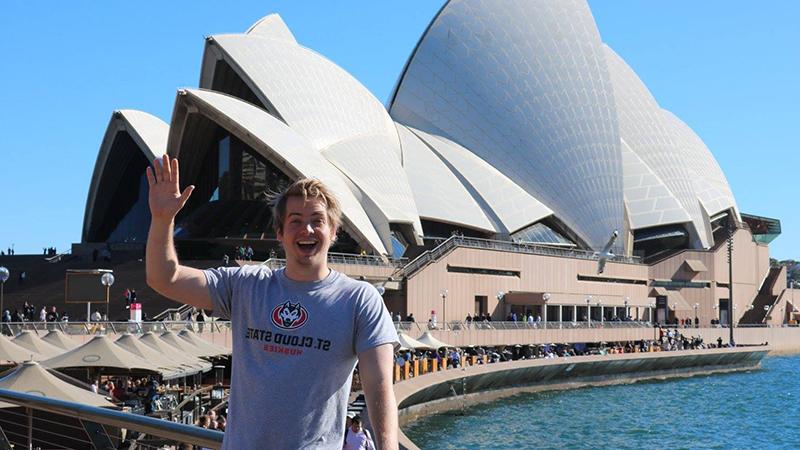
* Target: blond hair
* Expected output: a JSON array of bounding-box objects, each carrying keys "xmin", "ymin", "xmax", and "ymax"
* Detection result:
[{"xmin": 272, "ymin": 178, "xmax": 342, "ymax": 234}]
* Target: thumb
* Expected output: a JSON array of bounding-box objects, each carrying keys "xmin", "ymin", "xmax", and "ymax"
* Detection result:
[{"xmin": 178, "ymin": 185, "xmax": 195, "ymax": 208}]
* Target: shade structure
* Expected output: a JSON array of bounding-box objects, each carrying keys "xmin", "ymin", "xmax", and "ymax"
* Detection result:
[
  {"xmin": 41, "ymin": 330, "xmax": 80, "ymax": 351},
  {"xmin": 139, "ymin": 332, "xmax": 212, "ymax": 373},
  {"xmin": 160, "ymin": 331, "xmax": 207, "ymax": 359},
  {"xmin": 0, "ymin": 361, "xmax": 115, "ymax": 408},
  {"xmin": 177, "ymin": 330, "xmax": 231, "ymax": 358},
  {"xmin": 42, "ymin": 335, "xmax": 162, "ymax": 375},
  {"xmin": 0, "ymin": 335, "xmax": 43, "ymax": 363},
  {"xmin": 114, "ymin": 334, "xmax": 197, "ymax": 380},
  {"xmin": 397, "ymin": 332, "xmax": 433, "ymax": 351},
  {"xmin": 416, "ymin": 332, "xmax": 453, "ymax": 349},
  {"xmin": 12, "ymin": 331, "xmax": 65, "ymax": 358}
]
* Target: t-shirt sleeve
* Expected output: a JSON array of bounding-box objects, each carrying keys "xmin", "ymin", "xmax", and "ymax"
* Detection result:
[
  {"xmin": 203, "ymin": 265, "xmax": 268, "ymax": 319},
  {"xmin": 354, "ymin": 284, "xmax": 400, "ymax": 355}
]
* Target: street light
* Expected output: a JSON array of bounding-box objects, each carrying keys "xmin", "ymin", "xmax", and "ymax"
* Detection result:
[
  {"xmin": 693, "ymin": 303, "xmax": 699, "ymax": 328},
  {"xmin": 101, "ymin": 272, "xmax": 115, "ymax": 321},
  {"xmin": 440, "ymin": 289, "xmax": 448, "ymax": 327},
  {"xmin": 542, "ymin": 292, "xmax": 551, "ymax": 328},
  {"xmin": 585, "ymin": 296, "xmax": 592, "ymax": 325},
  {"xmin": 726, "ymin": 219, "xmax": 735, "ymax": 346},
  {"xmin": 0, "ymin": 267, "xmax": 8, "ymax": 319}
]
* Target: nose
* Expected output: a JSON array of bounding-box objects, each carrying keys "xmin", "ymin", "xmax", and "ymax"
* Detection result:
[{"xmin": 305, "ymin": 223, "xmax": 314, "ymax": 234}]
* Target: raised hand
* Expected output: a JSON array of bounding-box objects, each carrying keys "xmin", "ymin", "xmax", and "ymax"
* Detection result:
[{"xmin": 146, "ymin": 155, "xmax": 194, "ymax": 222}]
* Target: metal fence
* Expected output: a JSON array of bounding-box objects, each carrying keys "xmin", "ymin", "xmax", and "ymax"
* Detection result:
[
  {"xmin": 0, "ymin": 320, "xmax": 233, "ymax": 336},
  {"xmin": 0, "ymin": 388, "xmax": 223, "ymax": 449},
  {"xmin": 394, "ymin": 320, "xmax": 655, "ymax": 333}
]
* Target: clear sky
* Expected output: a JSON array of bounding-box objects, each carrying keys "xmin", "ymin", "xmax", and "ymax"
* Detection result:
[{"xmin": 0, "ymin": 1, "xmax": 797, "ymax": 260}]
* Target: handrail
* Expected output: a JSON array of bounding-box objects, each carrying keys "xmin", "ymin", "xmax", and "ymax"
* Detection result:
[
  {"xmin": 400, "ymin": 235, "xmax": 642, "ymax": 278},
  {"xmin": 154, "ymin": 303, "xmax": 195, "ymax": 321},
  {"xmin": 0, "ymin": 388, "xmax": 224, "ymax": 449}
]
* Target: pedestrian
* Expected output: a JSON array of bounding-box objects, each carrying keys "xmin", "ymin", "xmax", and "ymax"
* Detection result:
[
  {"xmin": 343, "ymin": 416, "xmax": 375, "ymax": 450},
  {"xmin": 144, "ymin": 156, "xmax": 398, "ymax": 449}
]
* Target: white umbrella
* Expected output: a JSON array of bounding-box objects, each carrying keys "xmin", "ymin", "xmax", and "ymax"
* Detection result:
[
  {"xmin": 12, "ymin": 331, "xmax": 64, "ymax": 358},
  {"xmin": 0, "ymin": 361, "xmax": 114, "ymax": 408},
  {"xmin": 0, "ymin": 335, "xmax": 42, "ymax": 363},
  {"xmin": 397, "ymin": 332, "xmax": 433, "ymax": 351},
  {"xmin": 416, "ymin": 332, "xmax": 453, "ymax": 349},
  {"xmin": 41, "ymin": 330, "xmax": 80, "ymax": 351}
]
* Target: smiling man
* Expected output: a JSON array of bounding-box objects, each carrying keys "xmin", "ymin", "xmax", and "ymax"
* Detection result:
[{"xmin": 145, "ymin": 155, "xmax": 399, "ymax": 449}]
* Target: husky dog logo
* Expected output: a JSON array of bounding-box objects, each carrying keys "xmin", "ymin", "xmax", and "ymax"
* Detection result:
[{"xmin": 271, "ymin": 301, "xmax": 309, "ymax": 330}]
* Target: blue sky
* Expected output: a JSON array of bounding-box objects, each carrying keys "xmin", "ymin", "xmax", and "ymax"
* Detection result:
[{"xmin": 0, "ymin": 1, "xmax": 797, "ymax": 260}]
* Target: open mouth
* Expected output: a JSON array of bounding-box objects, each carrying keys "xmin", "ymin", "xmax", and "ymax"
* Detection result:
[{"xmin": 296, "ymin": 240, "xmax": 319, "ymax": 254}]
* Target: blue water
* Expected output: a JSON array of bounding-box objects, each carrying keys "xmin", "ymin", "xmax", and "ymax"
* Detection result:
[{"xmin": 404, "ymin": 355, "xmax": 800, "ymax": 449}]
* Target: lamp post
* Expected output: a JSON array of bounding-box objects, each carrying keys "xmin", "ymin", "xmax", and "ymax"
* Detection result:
[
  {"xmin": 542, "ymin": 292, "xmax": 551, "ymax": 329},
  {"xmin": 440, "ymin": 289, "xmax": 448, "ymax": 329},
  {"xmin": 585, "ymin": 296, "xmax": 592, "ymax": 326},
  {"xmin": 101, "ymin": 273, "xmax": 115, "ymax": 321},
  {"xmin": 624, "ymin": 297, "xmax": 629, "ymax": 320},
  {"xmin": 0, "ymin": 267, "xmax": 8, "ymax": 320},
  {"xmin": 727, "ymin": 219, "xmax": 735, "ymax": 346},
  {"xmin": 597, "ymin": 299, "xmax": 603, "ymax": 324},
  {"xmin": 693, "ymin": 303, "xmax": 699, "ymax": 328}
]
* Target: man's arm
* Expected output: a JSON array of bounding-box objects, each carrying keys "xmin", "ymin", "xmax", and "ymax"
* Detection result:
[
  {"xmin": 145, "ymin": 155, "xmax": 212, "ymax": 310},
  {"xmin": 358, "ymin": 343, "xmax": 398, "ymax": 450}
]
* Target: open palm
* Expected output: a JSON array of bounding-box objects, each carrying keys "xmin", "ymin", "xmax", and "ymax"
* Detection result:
[{"xmin": 146, "ymin": 155, "xmax": 194, "ymax": 221}]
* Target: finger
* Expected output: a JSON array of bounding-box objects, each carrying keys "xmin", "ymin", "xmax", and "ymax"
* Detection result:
[
  {"xmin": 146, "ymin": 167, "xmax": 156, "ymax": 186},
  {"xmin": 162, "ymin": 154, "xmax": 172, "ymax": 183},
  {"xmin": 178, "ymin": 185, "xmax": 195, "ymax": 209},
  {"xmin": 153, "ymin": 157, "xmax": 164, "ymax": 183},
  {"xmin": 171, "ymin": 157, "xmax": 180, "ymax": 186}
]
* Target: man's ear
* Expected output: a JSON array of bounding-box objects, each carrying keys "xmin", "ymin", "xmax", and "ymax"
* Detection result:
[{"xmin": 330, "ymin": 226, "xmax": 339, "ymax": 243}]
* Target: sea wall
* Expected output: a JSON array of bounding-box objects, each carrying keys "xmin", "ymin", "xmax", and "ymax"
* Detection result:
[{"xmin": 395, "ymin": 347, "xmax": 768, "ymax": 450}]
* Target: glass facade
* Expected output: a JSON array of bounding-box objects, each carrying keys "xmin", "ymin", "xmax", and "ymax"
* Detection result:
[{"xmin": 511, "ymin": 222, "xmax": 573, "ymax": 246}]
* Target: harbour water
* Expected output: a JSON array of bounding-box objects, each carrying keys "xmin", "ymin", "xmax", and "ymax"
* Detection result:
[{"xmin": 404, "ymin": 355, "xmax": 800, "ymax": 449}]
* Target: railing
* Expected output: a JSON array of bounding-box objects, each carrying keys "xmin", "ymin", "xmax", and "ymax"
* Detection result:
[
  {"xmin": 400, "ymin": 235, "xmax": 642, "ymax": 278},
  {"xmin": 394, "ymin": 320, "xmax": 655, "ymax": 333},
  {"xmin": 0, "ymin": 388, "xmax": 223, "ymax": 449},
  {"xmin": 0, "ymin": 320, "xmax": 233, "ymax": 336},
  {"xmin": 260, "ymin": 252, "xmax": 406, "ymax": 269},
  {"xmin": 153, "ymin": 303, "xmax": 195, "ymax": 322}
]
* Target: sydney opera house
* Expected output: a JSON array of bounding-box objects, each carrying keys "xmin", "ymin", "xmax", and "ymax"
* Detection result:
[{"xmin": 80, "ymin": 0, "xmax": 789, "ymax": 328}]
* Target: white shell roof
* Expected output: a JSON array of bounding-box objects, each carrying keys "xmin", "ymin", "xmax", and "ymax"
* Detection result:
[
  {"xmin": 389, "ymin": 0, "xmax": 624, "ymax": 251},
  {"xmin": 604, "ymin": 45, "xmax": 711, "ymax": 248},
  {"xmin": 321, "ymin": 134, "xmax": 423, "ymax": 233},
  {"xmin": 82, "ymin": 109, "xmax": 168, "ymax": 242},
  {"xmin": 406, "ymin": 126, "xmax": 553, "ymax": 234},
  {"xmin": 621, "ymin": 138, "xmax": 692, "ymax": 229},
  {"xmin": 204, "ymin": 33, "xmax": 398, "ymax": 152},
  {"xmin": 660, "ymin": 109, "xmax": 738, "ymax": 219},
  {"xmin": 245, "ymin": 14, "xmax": 297, "ymax": 43},
  {"xmin": 397, "ymin": 124, "xmax": 495, "ymax": 232},
  {"xmin": 173, "ymin": 88, "xmax": 388, "ymax": 255}
]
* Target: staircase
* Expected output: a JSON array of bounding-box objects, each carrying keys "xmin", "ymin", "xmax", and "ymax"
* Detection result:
[{"xmin": 740, "ymin": 266, "xmax": 784, "ymax": 324}]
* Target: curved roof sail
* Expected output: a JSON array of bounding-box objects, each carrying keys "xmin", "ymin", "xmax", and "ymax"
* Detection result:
[
  {"xmin": 82, "ymin": 110, "xmax": 167, "ymax": 242},
  {"xmin": 604, "ymin": 45, "xmax": 713, "ymax": 248},
  {"xmin": 167, "ymin": 88, "xmax": 389, "ymax": 255},
  {"xmin": 389, "ymin": 0, "xmax": 625, "ymax": 251}
]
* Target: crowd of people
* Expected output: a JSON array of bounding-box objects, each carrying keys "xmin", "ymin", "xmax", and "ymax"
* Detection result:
[
  {"xmin": 98, "ymin": 377, "xmax": 161, "ymax": 414},
  {"xmin": 393, "ymin": 330, "xmax": 726, "ymax": 381}
]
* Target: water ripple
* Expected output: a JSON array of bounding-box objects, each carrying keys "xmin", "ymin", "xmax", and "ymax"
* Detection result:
[{"xmin": 404, "ymin": 356, "xmax": 800, "ymax": 449}]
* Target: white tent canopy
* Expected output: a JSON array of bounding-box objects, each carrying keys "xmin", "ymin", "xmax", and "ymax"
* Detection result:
[
  {"xmin": 41, "ymin": 330, "xmax": 80, "ymax": 351},
  {"xmin": 42, "ymin": 335, "xmax": 162, "ymax": 374},
  {"xmin": 177, "ymin": 330, "xmax": 231, "ymax": 358},
  {"xmin": 416, "ymin": 332, "xmax": 453, "ymax": 349},
  {"xmin": 0, "ymin": 335, "xmax": 42, "ymax": 363},
  {"xmin": 12, "ymin": 331, "xmax": 64, "ymax": 358},
  {"xmin": 0, "ymin": 361, "xmax": 115, "ymax": 408},
  {"xmin": 139, "ymin": 333, "xmax": 212, "ymax": 373},
  {"xmin": 114, "ymin": 334, "xmax": 196, "ymax": 380},
  {"xmin": 397, "ymin": 332, "xmax": 433, "ymax": 351}
]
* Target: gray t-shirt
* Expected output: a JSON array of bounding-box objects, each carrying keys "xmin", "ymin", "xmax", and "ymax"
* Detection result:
[{"xmin": 204, "ymin": 265, "xmax": 398, "ymax": 450}]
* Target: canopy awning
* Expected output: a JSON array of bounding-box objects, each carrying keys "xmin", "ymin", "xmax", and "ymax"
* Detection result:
[
  {"xmin": 397, "ymin": 332, "xmax": 433, "ymax": 351},
  {"xmin": 0, "ymin": 335, "xmax": 43, "ymax": 363},
  {"xmin": 41, "ymin": 330, "xmax": 80, "ymax": 351},
  {"xmin": 115, "ymin": 334, "xmax": 197, "ymax": 380},
  {"xmin": 0, "ymin": 361, "xmax": 115, "ymax": 409},
  {"xmin": 42, "ymin": 335, "xmax": 162, "ymax": 374},
  {"xmin": 416, "ymin": 332, "xmax": 453, "ymax": 349},
  {"xmin": 12, "ymin": 331, "xmax": 64, "ymax": 358},
  {"xmin": 177, "ymin": 331, "xmax": 231, "ymax": 358}
]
